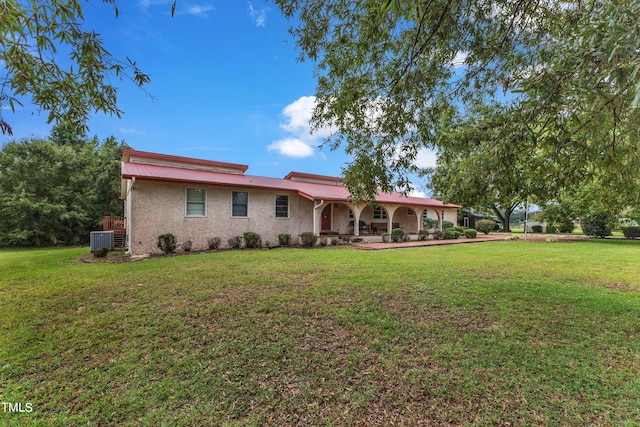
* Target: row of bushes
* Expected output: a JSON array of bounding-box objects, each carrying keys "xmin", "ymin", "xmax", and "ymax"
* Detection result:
[
  {"xmin": 381, "ymin": 228, "xmax": 411, "ymax": 243},
  {"xmin": 382, "ymin": 227, "xmax": 479, "ymax": 243},
  {"xmin": 545, "ymin": 221, "xmax": 575, "ymax": 233},
  {"xmin": 380, "ymin": 226, "xmax": 479, "ymax": 242},
  {"xmin": 155, "ymin": 231, "xmax": 329, "ymax": 253},
  {"xmin": 156, "ymin": 224, "xmax": 492, "ymax": 253},
  {"xmin": 528, "ymin": 214, "xmax": 638, "ymax": 239},
  {"xmin": 522, "ymin": 217, "xmax": 638, "ymax": 239},
  {"xmin": 433, "ymin": 227, "xmax": 478, "ymax": 240}
]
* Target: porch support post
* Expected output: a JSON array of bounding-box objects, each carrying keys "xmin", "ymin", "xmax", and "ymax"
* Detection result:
[
  {"xmin": 313, "ymin": 200, "xmax": 324, "ymax": 236},
  {"xmin": 353, "ymin": 211, "xmax": 360, "ymax": 236},
  {"xmin": 385, "ymin": 205, "xmax": 398, "ymax": 233},
  {"xmin": 352, "ymin": 203, "xmax": 363, "ymax": 236},
  {"xmin": 415, "ymin": 206, "xmax": 422, "ymax": 233}
]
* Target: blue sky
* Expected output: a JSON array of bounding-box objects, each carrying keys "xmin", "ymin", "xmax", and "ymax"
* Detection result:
[{"xmin": 2, "ymin": 1, "xmax": 436, "ymax": 196}]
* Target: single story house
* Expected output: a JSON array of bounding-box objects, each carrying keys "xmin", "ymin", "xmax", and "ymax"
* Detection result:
[
  {"xmin": 458, "ymin": 210, "xmax": 495, "ymax": 229},
  {"xmin": 120, "ymin": 149, "xmax": 459, "ymax": 255}
]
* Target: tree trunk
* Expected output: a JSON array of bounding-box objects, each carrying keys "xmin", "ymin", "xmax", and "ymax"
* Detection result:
[
  {"xmin": 503, "ymin": 207, "xmax": 513, "ymax": 232},
  {"xmin": 491, "ymin": 204, "xmax": 516, "ymax": 232}
]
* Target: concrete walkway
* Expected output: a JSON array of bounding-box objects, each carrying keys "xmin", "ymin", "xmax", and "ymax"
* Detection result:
[
  {"xmin": 353, "ymin": 232, "xmax": 589, "ymax": 250},
  {"xmin": 354, "ymin": 233, "xmax": 510, "ymax": 250}
]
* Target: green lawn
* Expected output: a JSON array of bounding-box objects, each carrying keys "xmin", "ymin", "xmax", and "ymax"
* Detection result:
[{"xmin": 1, "ymin": 241, "xmax": 640, "ymax": 426}]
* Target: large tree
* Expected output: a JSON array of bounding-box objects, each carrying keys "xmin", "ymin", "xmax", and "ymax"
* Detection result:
[
  {"xmin": 425, "ymin": 103, "xmax": 547, "ymax": 231},
  {"xmin": 275, "ymin": 0, "xmax": 640, "ymax": 202},
  {"xmin": 0, "ymin": 0, "xmax": 150, "ymax": 135},
  {"xmin": 0, "ymin": 127, "xmax": 128, "ymax": 246}
]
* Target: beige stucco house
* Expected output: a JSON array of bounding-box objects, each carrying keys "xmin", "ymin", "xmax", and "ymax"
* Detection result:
[{"xmin": 120, "ymin": 149, "xmax": 459, "ymax": 255}]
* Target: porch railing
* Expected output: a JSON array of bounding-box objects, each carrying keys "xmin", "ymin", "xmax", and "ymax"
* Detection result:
[
  {"xmin": 103, "ymin": 216, "xmax": 126, "ymax": 231},
  {"xmin": 103, "ymin": 216, "xmax": 126, "ymax": 248}
]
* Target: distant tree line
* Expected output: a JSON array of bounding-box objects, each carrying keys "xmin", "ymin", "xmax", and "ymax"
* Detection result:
[{"xmin": 0, "ymin": 126, "xmax": 128, "ymax": 246}]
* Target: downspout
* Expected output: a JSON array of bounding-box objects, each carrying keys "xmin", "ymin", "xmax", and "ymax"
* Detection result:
[
  {"xmin": 125, "ymin": 177, "xmax": 135, "ymax": 254},
  {"xmin": 313, "ymin": 200, "xmax": 324, "ymax": 236}
]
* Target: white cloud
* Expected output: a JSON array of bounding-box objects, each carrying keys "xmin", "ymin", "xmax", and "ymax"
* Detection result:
[
  {"xmin": 139, "ymin": 1, "xmax": 212, "ymax": 17},
  {"xmin": 280, "ymin": 96, "xmax": 315, "ymax": 135},
  {"xmin": 282, "ymin": 96, "xmax": 336, "ymax": 139},
  {"xmin": 248, "ymin": 2, "xmax": 267, "ymax": 27},
  {"xmin": 279, "ymin": 96, "xmax": 335, "ymax": 140},
  {"xmin": 414, "ymin": 148, "xmax": 438, "ymax": 169},
  {"xmin": 138, "ymin": 0, "xmax": 172, "ymax": 10},
  {"xmin": 268, "ymin": 138, "xmax": 315, "ymax": 158},
  {"xmin": 185, "ymin": 4, "xmax": 214, "ymax": 17},
  {"xmin": 119, "ymin": 127, "xmax": 145, "ymax": 135},
  {"xmin": 269, "ymin": 96, "xmax": 336, "ymax": 158},
  {"xmin": 451, "ymin": 51, "xmax": 468, "ymax": 68},
  {"xmin": 408, "ymin": 188, "xmax": 427, "ymax": 198}
]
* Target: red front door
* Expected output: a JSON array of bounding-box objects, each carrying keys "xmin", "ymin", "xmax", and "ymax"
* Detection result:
[{"xmin": 321, "ymin": 205, "xmax": 332, "ymax": 231}]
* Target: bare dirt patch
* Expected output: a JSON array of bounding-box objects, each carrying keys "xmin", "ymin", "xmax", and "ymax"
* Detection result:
[{"xmin": 78, "ymin": 249, "xmax": 132, "ymax": 263}]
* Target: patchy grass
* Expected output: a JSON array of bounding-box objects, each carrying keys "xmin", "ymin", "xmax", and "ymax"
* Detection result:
[{"xmin": 1, "ymin": 241, "xmax": 640, "ymax": 426}]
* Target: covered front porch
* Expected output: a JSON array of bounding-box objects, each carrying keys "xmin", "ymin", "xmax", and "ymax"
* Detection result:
[{"xmin": 312, "ymin": 201, "xmax": 448, "ymax": 239}]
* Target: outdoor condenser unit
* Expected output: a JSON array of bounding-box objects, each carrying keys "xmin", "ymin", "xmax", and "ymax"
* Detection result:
[{"xmin": 90, "ymin": 231, "xmax": 114, "ymax": 252}]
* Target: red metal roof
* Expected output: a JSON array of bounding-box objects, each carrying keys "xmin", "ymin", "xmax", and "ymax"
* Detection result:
[
  {"xmin": 122, "ymin": 161, "xmax": 459, "ymax": 208},
  {"xmin": 284, "ymin": 171, "xmax": 344, "ymax": 184},
  {"xmin": 122, "ymin": 149, "xmax": 248, "ymax": 173}
]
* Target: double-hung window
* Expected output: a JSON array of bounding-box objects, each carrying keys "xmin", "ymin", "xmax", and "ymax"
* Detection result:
[
  {"xmin": 373, "ymin": 206, "xmax": 387, "ymax": 219},
  {"xmin": 186, "ymin": 188, "xmax": 206, "ymax": 217},
  {"xmin": 232, "ymin": 191, "xmax": 248, "ymax": 217},
  {"xmin": 275, "ymin": 195, "xmax": 289, "ymax": 218}
]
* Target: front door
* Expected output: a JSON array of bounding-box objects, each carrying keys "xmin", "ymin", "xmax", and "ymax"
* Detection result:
[{"xmin": 321, "ymin": 205, "xmax": 332, "ymax": 231}]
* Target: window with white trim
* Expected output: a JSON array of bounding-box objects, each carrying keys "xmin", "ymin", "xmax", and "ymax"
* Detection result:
[
  {"xmin": 186, "ymin": 187, "xmax": 206, "ymax": 217},
  {"xmin": 373, "ymin": 206, "xmax": 387, "ymax": 219},
  {"xmin": 232, "ymin": 191, "xmax": 248, "ymax": 217},
  {"xmin": 407, "ymin": 208, "xmax": 414, "ymax": 215},
  {"xmin": 275, "ymin": 195, "xmax": 289, "ymax": 218}
]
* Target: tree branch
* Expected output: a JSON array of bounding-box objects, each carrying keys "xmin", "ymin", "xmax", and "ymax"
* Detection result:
[{"xmin": 388, "ymin": 0, "xmax": 455, "ymax": 92}]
